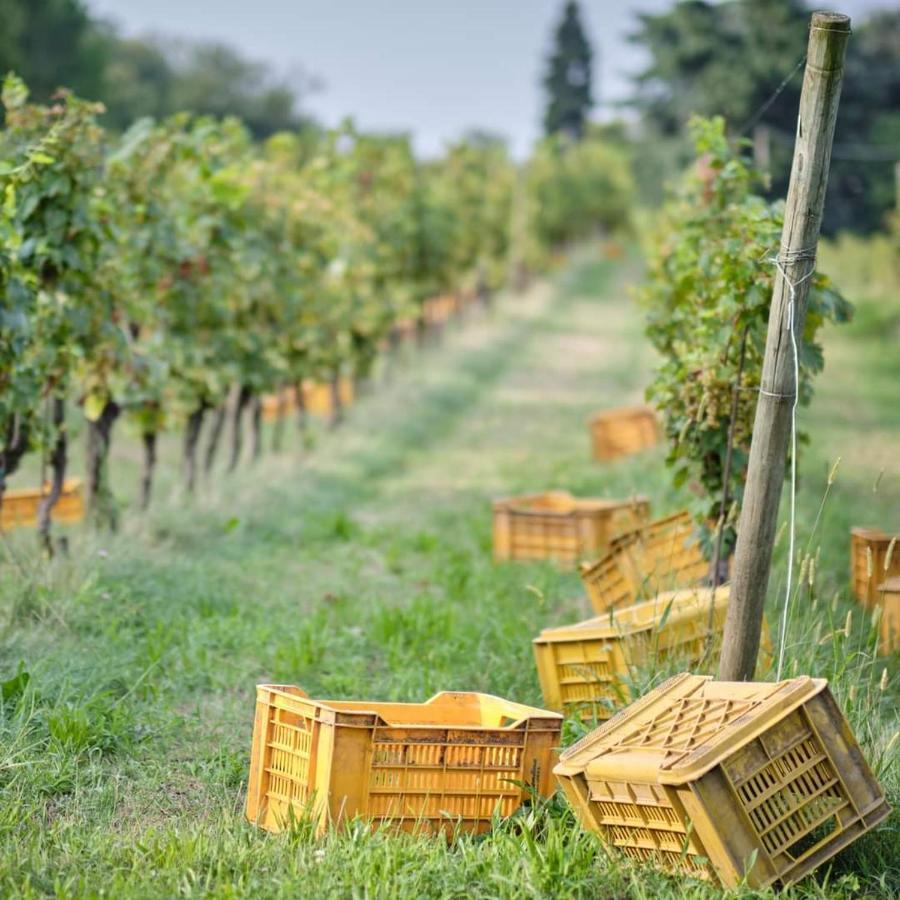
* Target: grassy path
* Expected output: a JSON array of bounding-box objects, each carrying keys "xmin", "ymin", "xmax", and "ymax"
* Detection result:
[{"xmin": 1, "ymin": 253, "xmax": 896, "ymax": 898}]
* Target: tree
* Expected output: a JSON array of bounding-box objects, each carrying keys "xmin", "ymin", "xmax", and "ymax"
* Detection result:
[
  {"xmin": 0, "ymin": 0, "xmax": 111, "ymax": 104},
  {"xmin": 0, "ymin": 1, "xmax": 315, "ymax": 139},
  {"xmin": 826, "ymin": 10, "xmax": 900, "ymax": 234},
  {"xmin": 164, "ymin": 41, "xmax": 312, "ymax": 139},
  {"xmin": 542, "ymin": 1, "xmax": 594, "ymax": 140},
  {"xmin": 629, "ymin": 1, "xmax": 900, "ymax": 234},
  {"xmin": 100, "ymin": 38, "xmax": 174, "ymax": 129}
]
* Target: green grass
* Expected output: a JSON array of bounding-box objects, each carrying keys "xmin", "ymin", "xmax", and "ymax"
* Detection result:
[{"xmin": 0, "ymin": 251, "xmax": 897, "ymax": 898}]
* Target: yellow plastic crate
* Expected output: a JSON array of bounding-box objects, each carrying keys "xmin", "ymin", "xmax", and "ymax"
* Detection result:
[
  {"xmin": 589, "ymin": 405, "xmax": 659, "ymax": 461},
  {"xmin": 555, "ymin": 673, "xmax": 890, "ymax": 889},
  {"xmin": 304, "ymin": 378, "xmax": 354, "ymax": 416},
  {"xmin": 533, "ymin": 587, "xmax": 733, "ymax": 720},
  {"xmin": 423, "ymin": 293, "xmax": 460, "ymax": 326},
  {"xmin": 261, "ymin": 379, "xmax": 355, "ymax": 422},
  {"xmin": 580, "ymin": 510, "xmax": 708, "ymax": 613},
  {"xmin": 850, "ymin": 527, "xmax": 900, "ymax": 608},
  {"xmin": 876, "ymin": 577, "xmax": 900, "ymax": 655},
  {"xmin": 492, "ymin": 491, "xmax": 650, "ymax": 567},
  {"xmin": 0, "ymin": 478, "xmax": 84, "ymax": 529},
  {"xmin": 261, "ymin": 387, "xmax": 295, "ymax": 422},
  {"xmin": 393, "ymin": 316, "xmax": 418, "ymax": 342},
  {"xmin": 246, "ymin": 686, "xmax": 562, "ymax": 836}
]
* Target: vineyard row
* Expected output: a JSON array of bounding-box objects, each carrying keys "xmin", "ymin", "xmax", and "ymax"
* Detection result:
[{"xmin": 0, "ymin": 75, "xmax": 632, "ymax": 541}]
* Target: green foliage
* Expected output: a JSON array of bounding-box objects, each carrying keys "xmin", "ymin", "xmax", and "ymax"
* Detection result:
[
  {"xmin": 427, "ymin": 134, "xmax": 517, "ymax": 293},
  {"xmin": 0, "ymin": 0, "xmax": 312, "ymax": 139},
  {"xmin": 542, "ymin": 1, "xmax": 594, "ymax": 139},
  {"xmin": 0, "ymin": 0, "xmax": 109, "ymax": 103},
  {"xmin": 0, "ymin": 74, "xmax": 106, "ymax": 482},
  {"xmin": 1, "ymin": 72, "xmax": 622, "ymax": 517},
  {"xmin": 526, "ymin": 126, "xmax": 633, "ymax": 254},
  {"xmin": 630, "ymin": 0, "xmax": 900, "ymax": 235},
  {"xmin": 639, "ymin": 116, "xmax": 852, "ymax": 554}
]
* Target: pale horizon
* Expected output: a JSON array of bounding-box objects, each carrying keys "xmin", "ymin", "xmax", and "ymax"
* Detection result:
[{"xmin": 89, "ymin": 0, "xmax": 893, "ymax": 156}]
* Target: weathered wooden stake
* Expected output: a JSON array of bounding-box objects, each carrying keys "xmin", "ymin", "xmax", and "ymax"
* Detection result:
[{"xmin": 719, "ymin": 12, "xmax": 851, "ymax": 681}]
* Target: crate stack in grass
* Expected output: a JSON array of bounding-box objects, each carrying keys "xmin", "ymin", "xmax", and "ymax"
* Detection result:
[
  {"xmin": 579, "ymin": 510, "xmax": 707, "ymax": 613},
  {"xmin": 529, "ymin": 509, "xmax": 744, "ymax": 720}
]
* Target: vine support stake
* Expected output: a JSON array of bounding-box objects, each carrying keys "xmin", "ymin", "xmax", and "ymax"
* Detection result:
[{"xmin": 719, "ymin": 11, "xmax": 850, "ymax": 681}]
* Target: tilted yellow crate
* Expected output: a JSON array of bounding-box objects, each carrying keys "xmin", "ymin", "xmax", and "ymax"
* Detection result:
[
  {"xmin": 554, "ymin": 673, "xmax": 890, "ymax": 888},
  {"xmin": 579, "ymin": 510, "xmax": 708, "ymax": 613},
  {"xmin": 533, "ymin": 587, "xmax": 733, "ymax": 720}
]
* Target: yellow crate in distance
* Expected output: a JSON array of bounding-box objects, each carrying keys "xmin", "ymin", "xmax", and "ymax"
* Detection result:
[
  {"xmin": 0, "ymin": 478, "xmax": 85, "ymax": 530},
  {"xmin": 533, "ymin": 587, "xmax": 733, "ymax": 720},
  {"xmin": 554, "ymin": 673, "xmax": 890, "ymax": 889},
  {"xmin": 261, "ymin": 379, "xmax": 355, "ymax": 422},
  {"xmin": 850, "ymin": 526, "xmax": 900, "ymax": 608},
  {"xmin": 876, "ymin": 577, "xmax": 900, "ymax": 655},
  {"xmin": 246, "ymin": 687, "xmax": 562, "ymax": 837},
  {"xmin": 589, "ymin": 404, "xmax": 659, "ymax": 462},
  {"xmin": 580, "ymin": 510, "xmax": 708, "ymax": 613},
  {"xmin": 492, "ymin": 490, "xmax": 650, "ymax": 568}
]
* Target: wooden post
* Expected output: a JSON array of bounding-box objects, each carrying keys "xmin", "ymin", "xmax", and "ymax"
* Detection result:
[{"xmin": 718, "ymin": 12, "xmax": 851, "ymax": 681}]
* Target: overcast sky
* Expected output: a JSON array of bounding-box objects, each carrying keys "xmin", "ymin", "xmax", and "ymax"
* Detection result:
[{"xmin": 88, "ymin": 1, "xmax": 893, "ymax": 157}]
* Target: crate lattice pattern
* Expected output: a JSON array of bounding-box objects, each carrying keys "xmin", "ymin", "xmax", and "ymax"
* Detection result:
[
  {"xmin": 581, "ymin": 511, "xmax": 706, "ymax": 612},
  {"xmin": 264, "ymin": 710, "xmax": 315, "ymax": 814},
  {"xmin": 610, "ymin": 694, "xmax": 761, "ymax": 763},
  {"xmin": 584, "ymin": 700, "xmax": 861, "ymax": 878},
  {"xmin": 509, "ymin": 516, "xmax": 581, "ymax": 563},
  {"xmin": 368, "ymin": 733, "xmax": 527, "ymax": 821},
  {"xmin": 723, "ymin": 711, "xmax": 848, "ymax": 862}
]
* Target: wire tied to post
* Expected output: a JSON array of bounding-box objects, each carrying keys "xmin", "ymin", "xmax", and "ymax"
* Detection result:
[{"xmin": 768, "ymin": 245, "xmax": 817, "ymax": 679}]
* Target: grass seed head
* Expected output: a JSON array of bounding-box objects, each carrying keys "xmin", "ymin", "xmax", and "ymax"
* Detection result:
[
  {"xmin": 885, "ymin": 731, "xmax": 900, "ymax": 758},
  {"xmin": 774, "ymin": 520, "xmax": 787, "ymax": 548},
  {"xmin": 885, "ymin": 537, "xmax": 896, "ymax": 573}
]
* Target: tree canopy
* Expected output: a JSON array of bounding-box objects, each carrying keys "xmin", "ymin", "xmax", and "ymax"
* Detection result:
[
  {"xmin": 630, "ymin": 0, "xmax": 900, "ymax": 234},
  {"xmin": 0, "ymin": 0, "xmax": 312, "ymax": 138}
]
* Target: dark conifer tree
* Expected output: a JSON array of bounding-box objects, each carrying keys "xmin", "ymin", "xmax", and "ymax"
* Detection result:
[{"xmin": 543, "ymin": 1, "xmax": 594, "ymax": 140}]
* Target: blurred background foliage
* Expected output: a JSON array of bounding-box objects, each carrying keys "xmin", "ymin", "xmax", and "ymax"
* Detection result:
[
  {"xmin": 629, "ymin": 0, "xmax": 900, "ymax": 235},
  {"xmin": 0, "ymin": 0, "xmax": 897, "ymax": 234}
]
